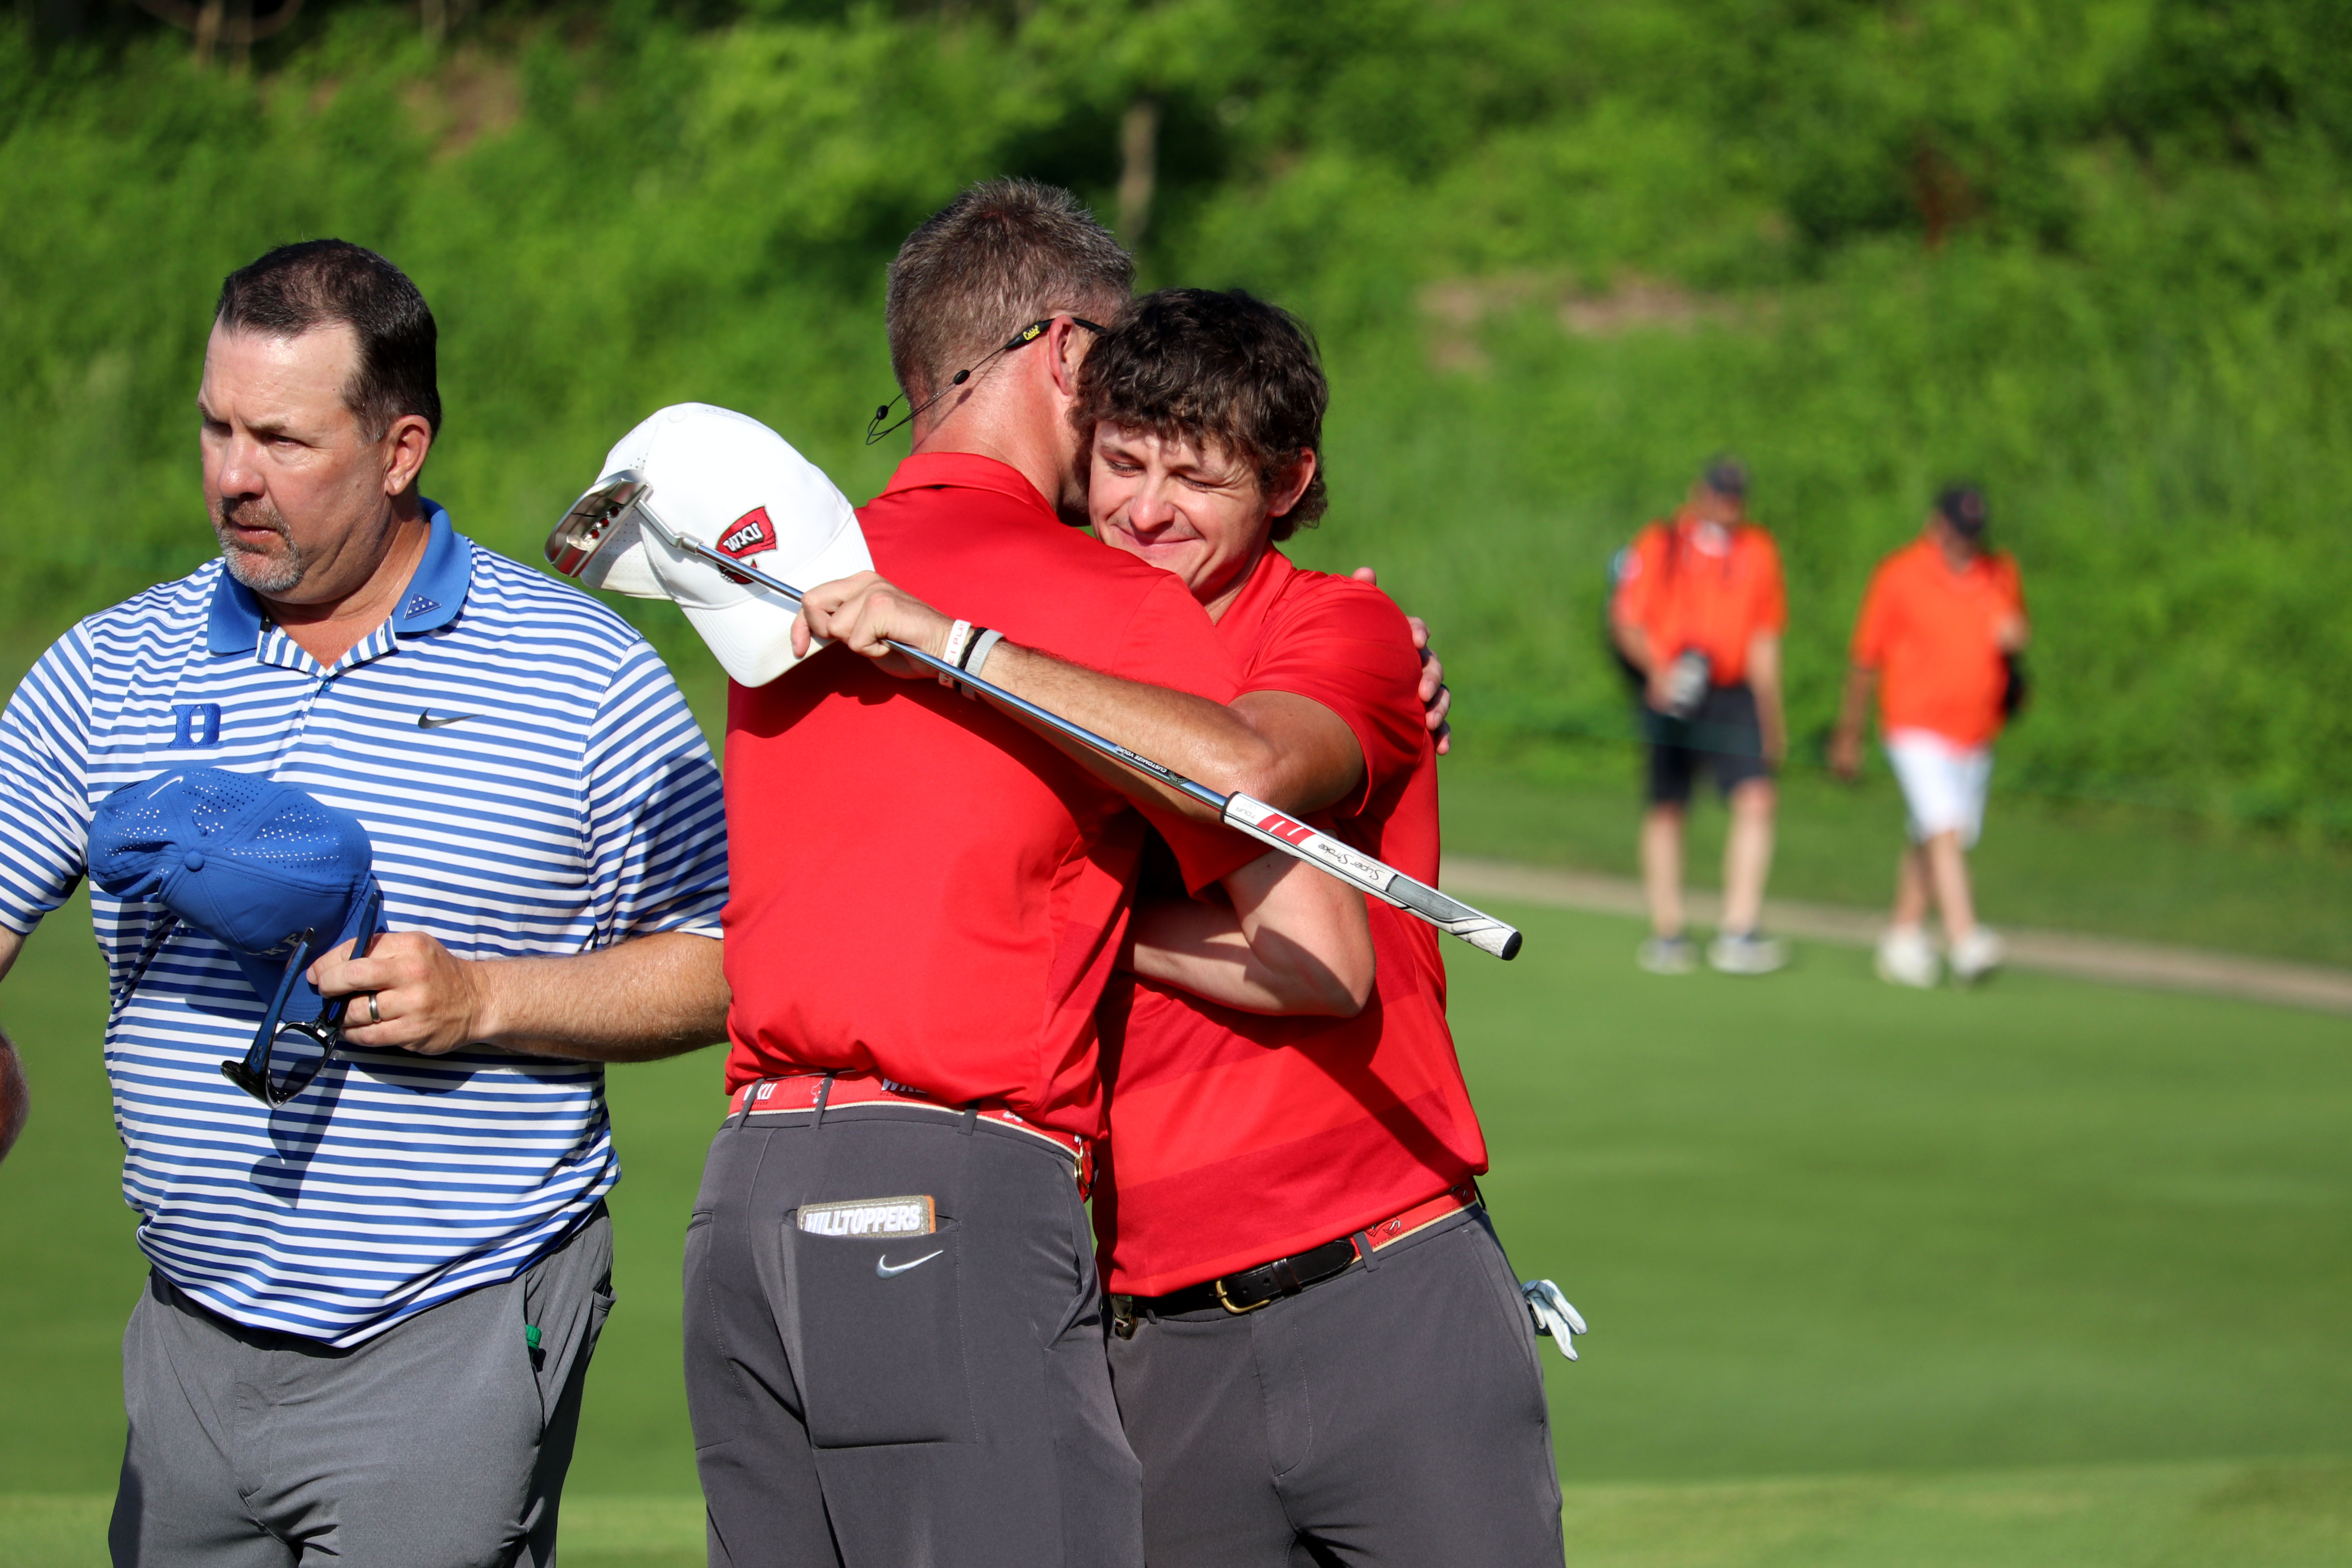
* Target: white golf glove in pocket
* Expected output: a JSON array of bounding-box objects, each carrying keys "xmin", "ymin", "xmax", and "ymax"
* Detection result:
[{"xmin": 1522, "ymin": 1278, "xmax": 1587, "ymax": 1361}]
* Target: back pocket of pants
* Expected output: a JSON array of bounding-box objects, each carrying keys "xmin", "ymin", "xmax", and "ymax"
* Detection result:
[{"xmin": 784, "ymin": 1218, "xmax": 974, "ymax": 1447}]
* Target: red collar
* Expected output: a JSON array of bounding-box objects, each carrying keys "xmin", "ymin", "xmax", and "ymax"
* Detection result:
[
  {"xmin": 876, "ymin": 451, "xmax": 1058, "ymax": 519},
  {"xmin": 1213, "ymin": 545, "xmax": 1298, "ymax": 646}
]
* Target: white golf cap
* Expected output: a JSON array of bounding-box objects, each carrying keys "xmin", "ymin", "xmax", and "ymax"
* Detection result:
[{"xmin": 566, "ymin": 403, "xmax": 873, "ymax": 687}]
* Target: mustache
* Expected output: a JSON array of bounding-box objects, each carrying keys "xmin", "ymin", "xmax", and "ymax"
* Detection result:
[{"xmin": 214, "ymin": 495, "xmax": 289, "ymax": 543}]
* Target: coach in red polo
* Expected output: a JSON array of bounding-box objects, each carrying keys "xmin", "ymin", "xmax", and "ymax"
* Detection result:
[{"xmin": 689, "ymin": 181, "xmax": 1386, "ymax": 1568}]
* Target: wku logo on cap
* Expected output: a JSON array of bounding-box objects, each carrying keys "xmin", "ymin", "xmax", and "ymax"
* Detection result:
[
  {"xmin": 1254, "ymin": 811, "xmax": 1316, "ymax": 847},
  {"xmin": 716, "ymin": 507, "xmax": 777, "ymax": 560}
]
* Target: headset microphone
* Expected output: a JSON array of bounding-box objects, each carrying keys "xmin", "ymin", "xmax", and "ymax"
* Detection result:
[{"xmin": 863, "ymin": 319, "xmax": 1101, "ymax": 445}]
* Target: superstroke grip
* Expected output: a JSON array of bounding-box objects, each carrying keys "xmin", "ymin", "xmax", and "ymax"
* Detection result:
[{"xmin": 1221, "ymin": 793, "xmax": 1524, "ymax": 960}]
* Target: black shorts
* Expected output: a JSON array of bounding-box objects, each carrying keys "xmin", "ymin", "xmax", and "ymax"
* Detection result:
[{"xmin": 1644, "ymin": 682, "xmax": 1772, "ymax": 806}]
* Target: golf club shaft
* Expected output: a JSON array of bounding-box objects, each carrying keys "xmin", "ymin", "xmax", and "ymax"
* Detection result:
[{"xmin": 676, "ymin": 535, "xmax": 1522, "ymax": 960}]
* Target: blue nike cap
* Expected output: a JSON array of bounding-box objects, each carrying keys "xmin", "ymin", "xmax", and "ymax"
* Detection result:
[{"xmin": 89, "ymin": 768, "xmax": 386, "ymax": 1022}]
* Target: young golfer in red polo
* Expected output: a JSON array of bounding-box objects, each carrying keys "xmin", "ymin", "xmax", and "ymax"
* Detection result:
[{"xmin": 1083, "ymin": 290, "xmax": 1565, "ymax": 1568}]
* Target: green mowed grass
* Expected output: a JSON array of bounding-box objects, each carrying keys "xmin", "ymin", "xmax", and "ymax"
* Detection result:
[
  {"xmin": 4, "ymin": 895, "xmax": 2348, "ymax": 1564},
  {"xmin": 9, "ymin": 1460, "xmax": 2352, "ymax": 1568},
  {"xmin": 1441, "ymin": 755, "xmax": 2352, "ymax": 970}
]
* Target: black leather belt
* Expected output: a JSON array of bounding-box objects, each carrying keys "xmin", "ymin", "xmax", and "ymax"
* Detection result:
[{"xmin": 1123, "ymin": 1234, "xmax": 1361, "ymax": 1323}]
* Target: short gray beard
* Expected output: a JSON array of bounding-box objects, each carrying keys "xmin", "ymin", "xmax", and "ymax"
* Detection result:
[{"xmin": 214, "ymin": 498, "xmax": 307, "ymax": 595}]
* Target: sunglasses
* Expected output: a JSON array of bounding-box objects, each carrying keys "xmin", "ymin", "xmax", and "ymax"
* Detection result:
[
  {"xmin": 865, "ymin": 316, "xmax": 1105, "ymax": 446},
  {"xmin": 220, "ymin": 884, "xmax": 383, "ymax": 1106}
]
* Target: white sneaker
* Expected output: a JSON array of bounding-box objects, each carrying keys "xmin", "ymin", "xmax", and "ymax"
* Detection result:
[
  {"xmin": 1949, "ymin": 928, "xmax": 2005, "ymax": 986},
  {"xmin": 1637, "ymin": 934, "xmax": 1699, "ymax": 975},
  {"xmin": 1875, "ymin": 927, "xmax": 1940, "ymax": 989},
  {"xmin": 1707, "ymin": 930, "xmax": 1789, "ymax": 975}
]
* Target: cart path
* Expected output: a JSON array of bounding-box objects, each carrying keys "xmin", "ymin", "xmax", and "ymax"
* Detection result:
[{"xmin": 1441, "ymin": 856, "xmax": 2352, "ymax": 1016}]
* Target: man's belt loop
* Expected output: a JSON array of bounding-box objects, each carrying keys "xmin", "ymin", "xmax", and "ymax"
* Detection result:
[
  {"xmin": 734, "ymin": 1079, "xmax": 775, "ymax": 1131},
  {"xmin": 958, "ymin": 1101, "xmax": 980, "ymax": 1136},
  {"xmin": 1350, "ymin": 1229, "xmax": 1378, "ymax": 1272},
  {"xmin": 808, "ymin": 1071, "xmax": 837, "ymax": 1130}
]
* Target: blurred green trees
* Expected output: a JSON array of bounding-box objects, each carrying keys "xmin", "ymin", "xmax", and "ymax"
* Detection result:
[{"xmin": 3, "ymin": 0, "xmax": 2348, "ymax": 830}]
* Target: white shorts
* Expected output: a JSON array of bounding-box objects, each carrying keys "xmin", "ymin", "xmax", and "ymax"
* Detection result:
[{"xmin": 1885, "ymin": 729, "xmax": 1993, "ymax": 848}]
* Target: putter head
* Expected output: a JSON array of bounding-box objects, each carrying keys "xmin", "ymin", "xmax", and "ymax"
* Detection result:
[
  {"xmin": 545, "ymin": 471, "xmax": 669, "ymax": 598},
  {"xmin": 1522, "ymin": 1278, "xmax": 1587, "ymax": 1361}
]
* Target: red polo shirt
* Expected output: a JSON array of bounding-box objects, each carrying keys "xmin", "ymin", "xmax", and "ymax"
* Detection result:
[
  {"xmin": 1852, "ymin": 536, "xmax": 2026, "ymax": 748},
  {"xmin": 1612, "ymin": 509, "xmax": 1786, "ymax": 686},
  {"xmin": 721, "ymin": 453, "xmax": 1257, "ymax": 1139},
  {"xmin": 1093, "ymin": 549, "xmax": 1490, "ymax": 1297}
]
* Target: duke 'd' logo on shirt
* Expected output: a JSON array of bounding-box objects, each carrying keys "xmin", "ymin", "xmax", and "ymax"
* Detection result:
[
  {"xmin": 716, "ymin": 507, "xmax": 777, "ymax": 560},
  {"xmin": 797, "ymin": 1195, "xmax": 938, "ymax": 1237}
]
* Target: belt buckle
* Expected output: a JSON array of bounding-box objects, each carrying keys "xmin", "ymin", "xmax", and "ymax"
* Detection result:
[{"xmin": 1212, "ymin": 1276, "xmax": 1271, "ymax": 1315}]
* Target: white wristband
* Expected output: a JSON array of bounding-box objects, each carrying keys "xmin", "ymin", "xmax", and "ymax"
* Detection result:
[
  {"xmin": 960, "ymin": 629, "xmax": 1005, "ymax": 697},
  {"xmin": 937, "ymin": 619, "xmax": 973, "ymax": 687}
]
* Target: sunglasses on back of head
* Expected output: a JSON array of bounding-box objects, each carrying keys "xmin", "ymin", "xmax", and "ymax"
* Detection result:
[{"xmin": 865, "ymin": 316, "xmax": 1106, "ymax": 446}]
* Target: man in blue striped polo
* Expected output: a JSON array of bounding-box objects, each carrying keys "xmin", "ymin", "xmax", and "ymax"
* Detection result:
[{"xmin": 0, "ymin": 240, "xmax": 730, "ymax": 1567}]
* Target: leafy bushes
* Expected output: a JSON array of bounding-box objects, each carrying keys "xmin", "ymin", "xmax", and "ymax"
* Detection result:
[{"xmin": 2, "ymin": 0, "xmax": 2347, "ymax": 829}]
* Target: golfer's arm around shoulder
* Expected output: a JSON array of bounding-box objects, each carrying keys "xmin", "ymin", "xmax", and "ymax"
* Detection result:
[
  {"xmin": 793, "ymin": 572, "xmax": 1362, "ymax": 816},
  {"xmin": 984, "ymin": 639, "xmax": 1312, "ymax": 807}
]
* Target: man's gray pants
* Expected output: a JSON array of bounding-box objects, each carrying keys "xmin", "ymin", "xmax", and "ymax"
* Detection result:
[
  {"xmin": 109, "ymin": 1207, "xmax": 614, "ymax": 1568},
  {"xmin": 684, "ymin": 1106, "xmax": 1139, "ymax": 1568},
  {"xmin": 1107, "ymin": 1209, "xmax": 1566, "ymax": 1568}
]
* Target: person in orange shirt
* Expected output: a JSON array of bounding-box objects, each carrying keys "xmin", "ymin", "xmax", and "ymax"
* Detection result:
[
  {"xmin": 1831, "ymin": 486, "xmax": 2030, "ymax": 987},
  {"xmin": 1608, "ymin": 458, "xmax": 1789, "ymax": 975}
]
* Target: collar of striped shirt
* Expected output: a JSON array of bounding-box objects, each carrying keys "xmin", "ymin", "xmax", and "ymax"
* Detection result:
[{"xmin": 207, "ymin": 501, "xmax": 472, "ymax": 657}]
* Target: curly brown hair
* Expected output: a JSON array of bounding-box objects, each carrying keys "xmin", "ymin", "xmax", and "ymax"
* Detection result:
[{"xmin": 1071, "ymin": 288, "xmax": 1328, "ymax": 540}]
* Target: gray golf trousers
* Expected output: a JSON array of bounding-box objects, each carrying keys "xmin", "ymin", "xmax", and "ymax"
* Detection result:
[
  {"xmin": 109, "ymin": 1207, "xmax": 613, "ymax": 1568},
  {"xmin": 1107, "ymin": 1209, "xmax": 1566, "ymax": 1568},
  {"xmin": 684, "ymin": 1104, "xmax": 1140, "ymax": 1568}
]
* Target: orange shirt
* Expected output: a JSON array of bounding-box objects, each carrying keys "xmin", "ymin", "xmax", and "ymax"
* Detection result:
[
  {"xmin": 1851, "ymin": 536, "xmax": 2026, "ymax": 748},
  {"xmin": 1611, "ymin": 509, "xmax": 1786, "ymax": 686}
]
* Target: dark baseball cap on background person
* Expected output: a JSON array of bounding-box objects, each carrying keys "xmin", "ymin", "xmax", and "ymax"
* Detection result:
[
  {"xmin": 1937, "ymin": 485, "xmax": 1989, "ymax": 537},
  {"xmin": 1704, "ymin": 457, "xmax": 1749, "ymax": 499},
  {"xmin": 89, "ymin": 768, "xmax": 386, "ymax": 1023}
]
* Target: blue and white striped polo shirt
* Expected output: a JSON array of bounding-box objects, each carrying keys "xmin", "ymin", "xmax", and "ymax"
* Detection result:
[{"xmin": 0, "ymin": 505, "xmax": 728, "ymax": 1345}]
